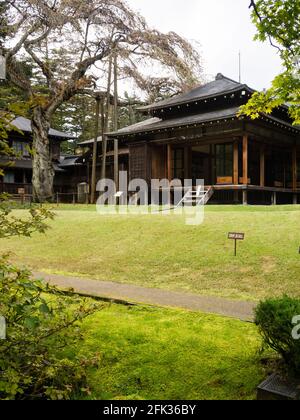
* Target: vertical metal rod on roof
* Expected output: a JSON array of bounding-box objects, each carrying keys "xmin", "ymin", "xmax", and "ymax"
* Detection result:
[
  {"xmin": 91, "ymin": 95, "xmax": 101, "ymax": 204},
  {"xmin": 238, "ymin": 51, "xmax": 242, "ymax": 84},
  {"xmin": 113, "ymin": 52, "xmax": 119, "ymax": 191}
]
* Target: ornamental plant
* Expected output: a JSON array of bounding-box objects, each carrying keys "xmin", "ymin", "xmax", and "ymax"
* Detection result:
[{"xmin": 255, "ymin": 296, "xmax": 300, "ymax": 377}]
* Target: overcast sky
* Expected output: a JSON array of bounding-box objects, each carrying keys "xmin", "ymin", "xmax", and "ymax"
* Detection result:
[{"xmin": 127, "ymin": 0, "xmax": 282, "ymax": 91}]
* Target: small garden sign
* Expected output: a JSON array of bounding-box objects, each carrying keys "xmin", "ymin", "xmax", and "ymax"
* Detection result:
[{"xmin": 228, "ymin": 232, "xmax": 245, "ymax": 256}]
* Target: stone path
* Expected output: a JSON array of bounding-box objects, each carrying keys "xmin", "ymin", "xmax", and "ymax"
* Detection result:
[{"xmin": 34, "ymin": 272, "xmax": 256, "ymax": 322}]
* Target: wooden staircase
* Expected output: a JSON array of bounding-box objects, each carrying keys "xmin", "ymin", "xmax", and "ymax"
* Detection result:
[{"xmin": 176, "ymin": 186, "xmax": 214, "ymax": 207}]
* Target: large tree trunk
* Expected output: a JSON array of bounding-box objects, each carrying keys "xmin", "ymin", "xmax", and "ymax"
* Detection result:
[{"xmin": 31, "ymin": 107, "xmax": 55, "ymax": 202}]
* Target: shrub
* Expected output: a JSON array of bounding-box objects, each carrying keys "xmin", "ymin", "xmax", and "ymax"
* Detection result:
[
  {"xmin": 255, "ymin": 296, "xmax": 300, "ymax": 377},
  {"xmin": 0, "ymin": 108, "xmax": 104, "ymax": 399},
  {"xmin": 0, "ymin": 256, "xmax": 103, "ymax": 400}
]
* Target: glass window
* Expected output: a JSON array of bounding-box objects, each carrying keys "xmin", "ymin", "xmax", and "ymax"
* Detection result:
[
  {"xmin": 216, "ymin": 144, "xmax": 233, "ymax": 177},
  {"xmin": 12, "ymin": 141, "xmax": 29, "ymax": 157},
  {"xmin": 3, "ymin": 171, "xmax": 14, "ymax": 183},
  {"xmin": 172, "ymin": 148, "xmax": 184, "ymax": 180},
  {"xmin": 12, "ymin": 141, "xmax": 23, "ymax": 155},
  {"xmin": 23, "ymin": 145, "xmax": 30, "ymax": 157}
]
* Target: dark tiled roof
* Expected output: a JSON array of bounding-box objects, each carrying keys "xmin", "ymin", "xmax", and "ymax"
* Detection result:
[
  {"xmin": 0, "ymin": 157, "xmax": 65, "ymax": 171},
  {"xmin": 10, "ymin": 116, "xmax": 76, "ymax": 140},
  {"xmin": 109, "ymin": 107, "xmax": 240, "ymax": 137},
  {"xmin": 78, "ymin": 137, "xmax": 103, "ymax": 146},
  {"xmin": 59, "ymin": 155, "xmax": 83, "ymax": 167},
  {"xmin": 138, "ymin": 74, "xmax": 253, "ymax": 112}
]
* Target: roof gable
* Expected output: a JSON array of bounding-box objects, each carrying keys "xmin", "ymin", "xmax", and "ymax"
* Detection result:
[
  {"xmin": 10, "ymin": 116, "xmax": 76, "ymax": 140},
  {"xmin": 139, "ymin": 74, "xmax": 253, "ymax": 112}
]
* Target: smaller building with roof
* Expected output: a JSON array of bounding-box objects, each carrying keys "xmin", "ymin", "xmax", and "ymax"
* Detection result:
[{"xmin": 0, "ymin": 115, "xmax": 75, "ymax": 196}]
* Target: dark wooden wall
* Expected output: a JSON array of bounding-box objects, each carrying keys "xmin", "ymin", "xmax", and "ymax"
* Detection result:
[
  {"xmin": 151, "ymin": 145, "xmax": 166, "ymax": 179},
  {"xmin": 129, "ymin": 142, "xmax": 151, "ymax": 182}
]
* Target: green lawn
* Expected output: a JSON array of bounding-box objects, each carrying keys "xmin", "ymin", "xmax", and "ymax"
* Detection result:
[
  {"xmin": 1, "ymin": 205, "xmax": 300, "ymax": 301},
  {"xmin": 71, "ymin": 304, "xmax": 266, "ymax": 400}
]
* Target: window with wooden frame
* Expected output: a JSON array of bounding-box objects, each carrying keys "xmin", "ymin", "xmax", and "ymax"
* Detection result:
[
  {"xmin": 172, "ymin": 148, "xmax": 184, "ymax": 180},
  {"xmin": 216, "ymin": 143, "xmax": 233, "ymax": 183}
]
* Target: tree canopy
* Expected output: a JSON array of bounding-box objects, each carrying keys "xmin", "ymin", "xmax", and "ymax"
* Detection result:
[
  {"xmin": 1, "ymin": 0, "xmax": 203, "ymax": 201},
  {"xmin": 240, "ymin": 0, "xmax": 300, "ymax": 124}
]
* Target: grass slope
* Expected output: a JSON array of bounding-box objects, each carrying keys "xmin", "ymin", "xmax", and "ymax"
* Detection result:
[{"xmin": 1, "ymin": 205, "xmax": 300, "ymax": 301}]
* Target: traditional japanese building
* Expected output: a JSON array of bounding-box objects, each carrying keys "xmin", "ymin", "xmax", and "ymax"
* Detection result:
[
  {"xmin": 108, "ymin": 74, "xmax": 300, "ymax": 205},
  {"xmin": 0, "ymin": 116, "xmax": 75, "ymax": 196}
]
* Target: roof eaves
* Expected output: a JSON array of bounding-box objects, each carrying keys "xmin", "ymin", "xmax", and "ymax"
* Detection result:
[
  {"xmin": 138, "ymin": 84, "xmax": 253, "ymax": 113},
  {"xmin": 110, "ymin": 112, "xmax": 240, "ymax": 138}
]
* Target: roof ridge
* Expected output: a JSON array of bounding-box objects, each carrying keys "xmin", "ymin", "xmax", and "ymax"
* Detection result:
[{"xmin": 215, "ymin": 73, "xmax": 240, "ymax": 84}]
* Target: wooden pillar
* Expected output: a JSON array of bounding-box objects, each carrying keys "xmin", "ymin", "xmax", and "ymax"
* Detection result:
[
  {"xmin": 292, "ymin": 145, "xmax": 297, "ymax": 192},
  {"xmin": 243, "ymin": 135, "xmax": 248, "ymax": 185},
  {"xmin": 260, "ymin": 144, "xmax": 265, "ymax": 187},
  {"xmin": 209, "ymin": 144, "xmax": 213, "ymax": 185},
  {"xmin": 167, "ymin": 144, "xmax": 172, "ymax": 181},
  {"xmin": 91, "ymin": 95, "xmax": 101, "ymax": 204},
  {"xmin": 184, "ymin": 146, "xmax": 190, "ymax": 180},
  {"xmin": 233, "ymin": 141, "xmax": 239, "ymax": 185},
  {"xmin": 233, "ymin": 141, "xmax": 239, "ymax": 203}
]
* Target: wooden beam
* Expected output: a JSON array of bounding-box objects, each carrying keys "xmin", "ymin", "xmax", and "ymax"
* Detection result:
[
  {"xmin": 233, "ymin": 141, "xmax": 239, "ymax": 185},
  {"xmin": 243, "ymin": 135, "xmax": 248, "ymax": 185},
  {"xmin": 260, "ymin": 144, "xmax": 265, "ymax": 187},
  {"xmin": 292, "ymin": 145, "xmax": 297, "ymax": 191}
]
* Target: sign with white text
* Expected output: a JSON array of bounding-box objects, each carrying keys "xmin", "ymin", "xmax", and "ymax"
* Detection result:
[
  {"xmin": 228, "ymin": 232, "xmax": 245, "ymax": 241},
  {"xmin": 228, "ymin": 232, "xmax": 245, "ymax": 256}
]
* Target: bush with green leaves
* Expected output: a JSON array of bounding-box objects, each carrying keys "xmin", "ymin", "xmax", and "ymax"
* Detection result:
[
  {"xmin": 0, "ymin": 109, "xmax": 103, "ymax": 400},
  {"xmin": 0, "ymin": 256, "xmax": 102, "ymax": 400},
  {"xmin": 255, "ymin": 296, "xmax": 300, "ymax": 377}
]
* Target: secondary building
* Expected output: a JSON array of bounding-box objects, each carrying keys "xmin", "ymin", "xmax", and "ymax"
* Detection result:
[{"xmin": 0, "ymin": 116, "xmax": 75, "ymax": 196}]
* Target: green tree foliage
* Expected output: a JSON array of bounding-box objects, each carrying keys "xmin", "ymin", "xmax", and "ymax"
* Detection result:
[
  {"xmin": 0, "ymin": 111, "xmax": 102, "ymax": 400},
  {"xmin": 0, "ymin": 258, "xmax": 101, "ymax": 400},
  {"xmin": 115, "ymin": 92, "xmax": 146, "ymax": 131},
  {"xmin": 52, "ymin": 94, "xmax": 98, "ymax": 153},
  {"xmin": 0, "ymin": 59, "xmax": 32, "ymax": 111},
  {"xmin": 52, "ymin": 92, "xmax": 147, "ymax": 154},
  {"xmin": 240, "ymin": 0, "xmax": 300, "ymax": 124}
]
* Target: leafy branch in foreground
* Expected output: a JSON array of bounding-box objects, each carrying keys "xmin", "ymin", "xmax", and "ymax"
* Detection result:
[
  {"xmin": 0, "ymin": 257, "xmax": 103, "ymax": 400},
  {"xmin": 0, "ymin": 109, "xmax": 104, "ymax": 400},
  {"xmin": 240, "ymin": 0, "xmax": 300, "ymax": 124}
]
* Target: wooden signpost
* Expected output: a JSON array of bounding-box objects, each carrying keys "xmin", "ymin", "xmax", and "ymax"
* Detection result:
[
  {"xmin": 228, "ymin": 232, "xmax": 245, "ymax": 256},
  {"xmin": 18, "ymin": 188, "xmax": 25, "ymax": 205}
]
